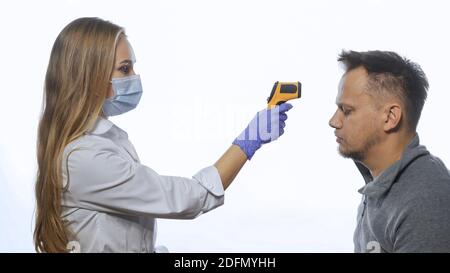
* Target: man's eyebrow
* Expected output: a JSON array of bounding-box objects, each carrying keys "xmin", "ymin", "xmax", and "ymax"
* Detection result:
[{"xmin": 336, "ymin": 102, "xmax": 355, "ymax": 109}]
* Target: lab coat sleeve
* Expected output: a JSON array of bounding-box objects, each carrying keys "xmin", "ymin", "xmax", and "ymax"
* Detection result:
[{"xmin": 63, "ymin": 146, "xmax": 224, "ymax": 219}]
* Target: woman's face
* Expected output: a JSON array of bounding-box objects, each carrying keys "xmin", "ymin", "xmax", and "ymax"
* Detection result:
[{"xmin": 106, "ymin": 36, "xmax": 136, "ymax": 98}]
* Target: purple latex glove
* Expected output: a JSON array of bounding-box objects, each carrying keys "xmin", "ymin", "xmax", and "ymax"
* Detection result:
[{"xmin": 232, "ymin": 103, "xmax": 293, "ymax": 160}]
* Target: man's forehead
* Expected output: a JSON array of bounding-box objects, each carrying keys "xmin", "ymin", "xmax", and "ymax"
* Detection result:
[{"xmin": 336, "ymin": 68, "xmax": 369, "ymax": 104}]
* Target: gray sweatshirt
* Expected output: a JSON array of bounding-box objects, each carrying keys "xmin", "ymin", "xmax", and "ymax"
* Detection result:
[{"xmin": 353, "ymin": 134, "xmax": 450, "ymax": 253}]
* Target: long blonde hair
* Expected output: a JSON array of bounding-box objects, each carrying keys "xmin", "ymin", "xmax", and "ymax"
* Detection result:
[{"xmin": 34, "ymin": 17, "xmax": 124, "ymax": 252}]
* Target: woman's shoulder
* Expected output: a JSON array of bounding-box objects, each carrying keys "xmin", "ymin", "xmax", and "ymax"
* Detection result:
[
  {"xmin": 61, "ymin": 134, "xmax": 133, "ymax": 188},
  {"xmin": 63, "ymin": 133, "xmax": 122, "ymax": 160}
]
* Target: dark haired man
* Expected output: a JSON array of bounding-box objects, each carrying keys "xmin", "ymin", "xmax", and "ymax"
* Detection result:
[{"xmin": 329, "ymin": 50, "xmax": 450, "ymax": 252}]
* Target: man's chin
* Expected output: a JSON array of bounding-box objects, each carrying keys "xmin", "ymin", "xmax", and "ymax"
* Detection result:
[
  {"xmin": 338, "ymin": 146, "xmax": 363, "ymax": 161},
  {"xmin": 338, "ymin": 148, "xmax": 351, "ymax": 158},
  {"xmin": 338, "ymin": 145, "xmax": 348, "ymax": 157}
]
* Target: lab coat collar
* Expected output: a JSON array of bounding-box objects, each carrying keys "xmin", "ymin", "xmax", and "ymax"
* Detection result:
[
  {"xmin": 86, "ymin": 116, "xmax": 115, "ymax": 135},
  {"xmin": 85, "ymin": 116, "xmax": 138, "ymax": 161}
]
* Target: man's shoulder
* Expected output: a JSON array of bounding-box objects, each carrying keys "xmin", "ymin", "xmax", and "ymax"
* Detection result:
[
  {"xmin": 395, "ymin": 152, "xmax": 450, "ymax": 201},
  {"xmin": 406, "ymin": 152, "xmax": 450, "ymax": 181}
]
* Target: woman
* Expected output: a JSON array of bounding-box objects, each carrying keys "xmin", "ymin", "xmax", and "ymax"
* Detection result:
[{"xmin": 34, "ymin": 17, "xmax": 293, "ymax": 253}]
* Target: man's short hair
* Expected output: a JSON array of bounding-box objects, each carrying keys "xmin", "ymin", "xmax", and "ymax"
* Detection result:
[{"xmin": 338, "ymin": 50, "xmax": 429, "ymax": 132}]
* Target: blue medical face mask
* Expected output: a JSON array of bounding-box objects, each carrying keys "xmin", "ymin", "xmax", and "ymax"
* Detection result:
[{"xmin": 102, "ymin": 74, "xmax": 143, "ymax": 116}]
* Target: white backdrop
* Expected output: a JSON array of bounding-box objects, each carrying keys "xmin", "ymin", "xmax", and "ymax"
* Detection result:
[{"xmin": 1, "ymin": 0, "xmax": 449, "ymax": 252}]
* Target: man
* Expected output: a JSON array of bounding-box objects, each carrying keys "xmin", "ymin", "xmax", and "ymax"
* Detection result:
[{"xmin": 329, "ymin": 50, "xmax": 450, "ymax": 253}]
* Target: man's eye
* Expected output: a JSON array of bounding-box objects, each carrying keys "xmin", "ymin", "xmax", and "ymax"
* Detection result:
[
  {"xmin": 339, "ymin": 106, "xmax": 352, "ymax": 116},
  {"xmin": 119, "ymin": 65, "xmax": 130, "ymax": 74}
]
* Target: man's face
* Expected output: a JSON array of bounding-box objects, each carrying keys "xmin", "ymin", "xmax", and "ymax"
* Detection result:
[{"xmin": 329, "ymin": 66, "xmax": 384, "ymax": 162}]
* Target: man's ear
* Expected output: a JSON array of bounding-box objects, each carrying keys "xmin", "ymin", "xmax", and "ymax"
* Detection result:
[{"xmin": 383, "ymin": 103, "xmax": 402, "ymax": 132}]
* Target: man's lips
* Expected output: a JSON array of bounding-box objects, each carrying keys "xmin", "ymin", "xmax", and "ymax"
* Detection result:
[{"xmin": 334, "ymin": 132, "xmax": 343, "ymax": 143}]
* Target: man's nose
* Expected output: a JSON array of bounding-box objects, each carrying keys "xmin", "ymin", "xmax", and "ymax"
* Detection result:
[{"xmin": 329, "ymin": 110, "xmax": 342, "ymax": 129}]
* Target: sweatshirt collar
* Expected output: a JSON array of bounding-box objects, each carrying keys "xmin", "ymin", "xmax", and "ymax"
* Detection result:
[{"xmin": 356, "ymin": 134, "xmax": 430, "ymax": 198}]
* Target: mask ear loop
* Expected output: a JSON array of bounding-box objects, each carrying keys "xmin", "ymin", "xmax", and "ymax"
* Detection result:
[{"xmin": 106, "ymin": 79, "xmax": 115, "ymax": 100}]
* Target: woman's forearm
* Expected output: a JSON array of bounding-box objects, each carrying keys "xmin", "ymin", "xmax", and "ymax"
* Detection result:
[
  {"xmin": 214, "ymin": 145, "xmax": 248, "ymax": 190},
  {"xmin": 214, "ymin": 103, "xmax": 293, "ymax": 190}
]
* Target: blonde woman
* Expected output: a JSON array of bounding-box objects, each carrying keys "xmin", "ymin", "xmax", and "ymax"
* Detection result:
[{"xmin": 34, "ymin": 17, "xmax": 293, "ymax": 253}]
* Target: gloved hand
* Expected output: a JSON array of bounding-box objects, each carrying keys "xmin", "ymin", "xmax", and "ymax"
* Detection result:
[{"xmin": 232, "ymin": 103, "xmax": 293, "ymax": 160}]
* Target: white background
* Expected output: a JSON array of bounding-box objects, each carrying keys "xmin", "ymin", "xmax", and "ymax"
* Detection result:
[{"xmin": 1, "ymin": 0, "xmax": 449, "ymax": 252}]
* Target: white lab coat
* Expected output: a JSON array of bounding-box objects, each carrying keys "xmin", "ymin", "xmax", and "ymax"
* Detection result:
[{"xmin": 61, "ymin": 116, "xmax": 224, "ymax": 252}]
